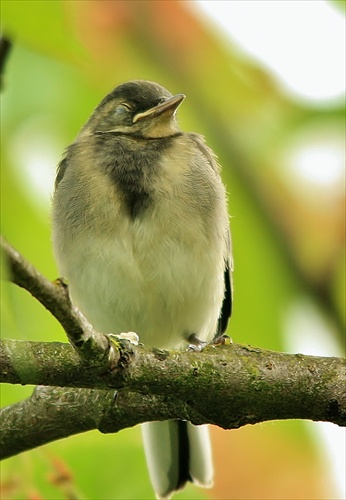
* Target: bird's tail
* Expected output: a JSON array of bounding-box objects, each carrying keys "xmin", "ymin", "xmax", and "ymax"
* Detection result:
[{"xmin": 141, "ymin": 420, "xmax": 213, "ymax": 499}]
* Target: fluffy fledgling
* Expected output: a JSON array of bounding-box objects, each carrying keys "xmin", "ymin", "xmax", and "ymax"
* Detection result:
[{"xmin": 52, "ymin": 80, "xmax": 232, "ymax": 499}]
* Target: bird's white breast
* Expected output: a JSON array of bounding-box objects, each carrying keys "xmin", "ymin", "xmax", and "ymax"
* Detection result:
[{"xmin": 53, "ymin": 137, "xmax": 227, "ymax": 349}]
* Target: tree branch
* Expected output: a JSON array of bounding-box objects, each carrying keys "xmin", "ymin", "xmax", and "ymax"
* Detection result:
[
  {"xmin": 1, "ymin": 237, "xmax": 345, "ymax": 462},
  {"xmin": 1, "ymin": 337, "xmax": 345, "ymax": 460},
  {"xmin": 0, "ymin": 385, "xmax": 197, "ymax": 460},
  {"xmin": 0, "ymin": 236, "xmax": 117, "ymax": 366}
]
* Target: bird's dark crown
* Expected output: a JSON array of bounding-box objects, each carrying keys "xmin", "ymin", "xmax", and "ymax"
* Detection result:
[
  {"xmin": 99, "ymin": 80, "xmax": 173, "ymax": 114},
  {"xmin": 81, "ymin": 80, "xmax": 182, "ymax": 139}
]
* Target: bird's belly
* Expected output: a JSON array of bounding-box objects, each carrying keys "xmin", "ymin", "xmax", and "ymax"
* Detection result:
[{"xmin": 57, "ymin": 214, "xmax": 224, "ymax": 350}]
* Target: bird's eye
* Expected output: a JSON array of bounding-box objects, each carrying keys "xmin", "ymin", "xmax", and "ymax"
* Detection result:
[
  {"xmin": 114, "ymin": 103, "xmax": 132, "ymax": 115},
  {"xmin": 120, "ymin": 102, "xmax": 132, "ymax": 111}
]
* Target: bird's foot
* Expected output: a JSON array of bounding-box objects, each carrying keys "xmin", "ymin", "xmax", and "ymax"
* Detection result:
[
  {"xmin": 211, "ymin": 334, "xmax": 233, "ymax": 346},
  {"xmin": 187, "ymin": 333, "xmax": 207, "ymax": 352},
  {"xmin": 53, "ymin": 277, "xmax": 71, "ymax": 302}
]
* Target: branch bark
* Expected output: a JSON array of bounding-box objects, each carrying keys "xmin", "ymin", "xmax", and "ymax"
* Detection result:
[
  {"xmin": 1, "ymin": 337, "xmax": 345, "ymax": 459},
  {"xmin": 1, "ymin": 237, "xmax": 345, "ymax": 462},
  {"xmin": 0, "ymin": 385, "xmax": 198, "ymax": 460}
]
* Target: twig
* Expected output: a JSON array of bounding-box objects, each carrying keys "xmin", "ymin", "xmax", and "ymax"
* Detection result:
[{"xmin": 0, "ymin": 236, "xmax": 115, "ymax": 365}]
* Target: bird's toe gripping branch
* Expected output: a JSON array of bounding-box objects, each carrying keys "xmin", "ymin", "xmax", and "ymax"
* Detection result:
[{"xmin": 107, "ymin": 332, "xmax": 139, "ymax": 371}]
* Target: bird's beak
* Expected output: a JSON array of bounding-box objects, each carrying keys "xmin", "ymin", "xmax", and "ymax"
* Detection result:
[{"xmin": 133, "ymin": 94, "xmax": 185, "ymax": 124}]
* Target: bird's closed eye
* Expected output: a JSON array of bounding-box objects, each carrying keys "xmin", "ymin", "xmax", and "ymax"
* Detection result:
[
  {"xmin": 114, "ymin": 103, "xmax": 132, "ymax": 115},
  {"xmin": 120, "ymin": 102, "xmax": 132, "ymax": 111}
]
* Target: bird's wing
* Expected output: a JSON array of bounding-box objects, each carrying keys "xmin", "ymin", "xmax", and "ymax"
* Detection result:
[
  {"xmin": 55, "ymin": 155, "xmax": 69, "ymax": 189},
  {"xmin": 188, "ymin": 133, "xmax": 233, "ymax": 335},
  {"xmin": 219, "ymin": 230, "xmax": 233, "ymax": 335}
]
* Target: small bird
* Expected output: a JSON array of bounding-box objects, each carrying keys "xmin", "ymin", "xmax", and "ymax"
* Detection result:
[{"xmin": 52, "ymin": 80, "xmax": 232, "ymax": 499}]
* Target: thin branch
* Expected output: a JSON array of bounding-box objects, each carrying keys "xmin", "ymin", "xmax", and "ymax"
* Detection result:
[{"xmin": 0, "ymin": 236, "xmax": 116, "ymax": 365}]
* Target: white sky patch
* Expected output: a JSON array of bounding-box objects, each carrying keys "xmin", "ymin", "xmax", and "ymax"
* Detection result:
[
  {"xmin": 280, "ymin": 124, "xmax": 346, "ymax": 201},
  {"xmin": 196, "ymin": 0, "xmax": 345, "ymax": 104},
  {"xmin": 291, "ymin": 141, "xmax": 345, "ymax": 187}
]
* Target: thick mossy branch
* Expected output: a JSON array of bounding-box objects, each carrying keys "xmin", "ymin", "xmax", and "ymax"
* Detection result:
[
  {"xmin": 0, "ymin": 341, "xmax": 346, "ymax": 458},
  {"xmin": 1, "ymin": 339, "xmax": 345, "ymax": 459},
  {"xmin": 1, "ymin": 339, "xmax": 345, "ymax": 436}
]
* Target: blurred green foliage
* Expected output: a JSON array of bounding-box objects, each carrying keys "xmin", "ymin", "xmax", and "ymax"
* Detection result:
[
  {"xmin": 1, "ymin": 1, "xmax": 344, "ymax": 499},
  {"xmin": 331, "ymin": 0, "xmax": 346, "ymax": 13}
]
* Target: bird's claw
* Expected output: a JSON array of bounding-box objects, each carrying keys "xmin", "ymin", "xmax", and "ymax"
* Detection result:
[{"xmin": 187, "ymin": 334, "xmax": 207, "ymax": 352}]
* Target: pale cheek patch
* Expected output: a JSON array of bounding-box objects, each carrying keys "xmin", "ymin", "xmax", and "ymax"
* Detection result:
[{"xmin": 139, "ymin": 117, "xmax": 179, "ymax": 138}]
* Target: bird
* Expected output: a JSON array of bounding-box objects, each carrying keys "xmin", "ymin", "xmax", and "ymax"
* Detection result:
[{"xmin": 52, "ymin": 79, "xmax": 232, "ymax": 499}]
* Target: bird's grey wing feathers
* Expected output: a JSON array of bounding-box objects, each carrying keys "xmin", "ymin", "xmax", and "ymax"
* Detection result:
[
  {"xmin": 55, "ymin": 156, "xmax": 69, "ymax": 189},
  {"xmin": 219, "ymin": 245, "xmax": 233, "ymax": 335},
  {"xmin": 188, "ymin": 132, "xmax": 221, "ymax": 174},
  {"xmin": 188, "ymin": 132, "xmax": 233, "ymax": 335}
]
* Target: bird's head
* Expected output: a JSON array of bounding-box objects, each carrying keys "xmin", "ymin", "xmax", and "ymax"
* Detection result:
[{"xmin": 81, "ymin": 80, "xmax": 185, "ymax": 139}]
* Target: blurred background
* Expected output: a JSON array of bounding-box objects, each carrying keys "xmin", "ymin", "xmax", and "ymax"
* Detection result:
[{"xmin": 0, "ymin": 1, "xmax": 345, "ymax": 499}]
